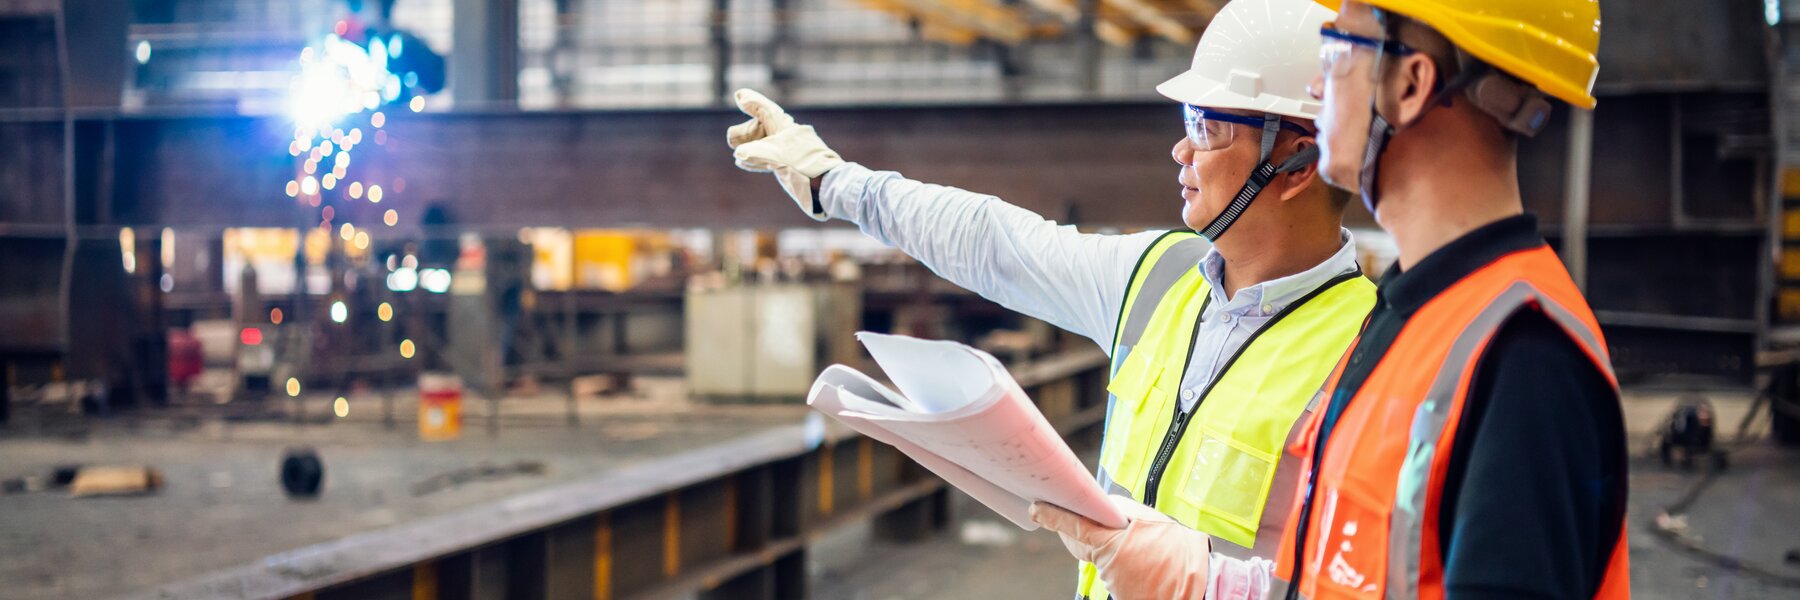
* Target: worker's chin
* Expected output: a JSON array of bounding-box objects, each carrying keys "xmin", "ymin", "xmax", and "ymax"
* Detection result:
[
  {"xmin": 1319, "ymin": 157, "xmax": 1360, "ymax": 193},
  {"xmin": 1180, "ymin": 191, "xmax": 1211, "ymax": 232},
  {"xmin": 1317, "ymin": 136, "xmax": 1366, "ymax": 193}
]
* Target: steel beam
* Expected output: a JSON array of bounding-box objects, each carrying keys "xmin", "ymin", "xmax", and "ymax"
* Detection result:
[
  {"xmin": 1562, "ymin": 107, "xmax": 1593, "ymax": 290},
  {"xmin": 1595, "ymin": 0, "xmax": 1770, "ymax": 92},
  {"xmin": 83, "ymin": 102, "xmax": 1188, "ymax": 230},
  {"xmin": 709, "ymin": 0, "xmax": 731, "ymax": 107},
  {"xmin": 58, "ymin": 0, "xmax": 131, "ymax": 110},
  {"xmin": 451, "ymin": 0, "xmax": 521, "ymax": 108},
  {"xmin": 1076, "ymin": 0, "xmax": 1100, "ymax": 95}
]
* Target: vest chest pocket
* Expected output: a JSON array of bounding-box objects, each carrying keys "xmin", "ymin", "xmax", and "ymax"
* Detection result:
[
  {"xmin": 1172, "ymin": 359, "xmax": 1321, "ymax": 542},
  {"xmin": 1178, "ymin": 424, "xmax": 1280, "ymax": 534},
  {"xmin": 1101, "ymin": 348, "xmax": 1170, "ymax": 484}
]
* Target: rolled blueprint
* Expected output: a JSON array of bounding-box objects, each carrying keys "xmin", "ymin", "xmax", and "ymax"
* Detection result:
[{"xmin": 807, "ymin": 332, "xmax": 1126, "ymax": 530}]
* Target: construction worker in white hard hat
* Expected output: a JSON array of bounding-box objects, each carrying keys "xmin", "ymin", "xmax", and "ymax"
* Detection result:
[
  {"xmin": 727, "ymin": 0, "xmax": 1372, "ymax": 598},
  {"xmin": 1027, "ymin": 0, "xmax": 1631, "ymax": 598}
]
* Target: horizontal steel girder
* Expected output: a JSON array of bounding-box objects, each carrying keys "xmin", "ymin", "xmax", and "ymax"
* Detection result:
[{"xmin": 96, "ymin": 102, "xmax": 1197, "ymax": 230}]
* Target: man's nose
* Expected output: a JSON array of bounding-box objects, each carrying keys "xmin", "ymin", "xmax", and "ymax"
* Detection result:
[
  {"xmin": 1172, "ymin": 137, "xmax": 1195, "ymax": 166},
  {"xmin": 1308, "ymin": 74, "xmax": 1325, "ymax": 101}
]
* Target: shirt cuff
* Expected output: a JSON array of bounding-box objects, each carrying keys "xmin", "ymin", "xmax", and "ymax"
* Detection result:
[
  {"xmin": 1207, "ymin": 555, "xmax": 1274, "ymax": 600},
  {"xmin": 818, "ymin": 162, "xmax": 876, "ymax": 222}
]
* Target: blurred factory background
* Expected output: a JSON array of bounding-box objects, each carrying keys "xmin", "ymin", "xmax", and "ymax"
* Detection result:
[{"xmin": 0, "ymin": 0, "xmax": 1798, "ymax": 599}]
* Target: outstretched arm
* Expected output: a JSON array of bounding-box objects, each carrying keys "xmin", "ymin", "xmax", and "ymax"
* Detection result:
[
  {"xmin": 819, "ymin": 163, "xmax": 1164, "ymax": 348},
  {"xmin": 730, "ymin": 88, "xmax": 1170, "ymax": 348}
]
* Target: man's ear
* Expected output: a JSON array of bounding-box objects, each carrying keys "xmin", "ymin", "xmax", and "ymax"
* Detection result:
[
  {"xmin": 1275, "ymin": 139, "xmax": 1320, "ymax": 202},
  {"xmin": 1378, "ymin": 52, "xmax": 1439, "ymax": 127}
]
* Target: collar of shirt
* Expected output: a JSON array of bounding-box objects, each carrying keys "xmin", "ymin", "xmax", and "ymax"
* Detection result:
[
  {"xmin": 1198, "ymin": 228, "xmax": 1361, "ymax": 318},
  {"xmin": 1376, "ymin": 214, "xmax": 1546, "ymax": 315}
]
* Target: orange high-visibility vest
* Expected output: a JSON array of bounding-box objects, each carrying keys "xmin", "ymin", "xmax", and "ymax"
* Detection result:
[{"xmin": 1272, "ymin": 245, "xmax": 1630, "ymax": 600}]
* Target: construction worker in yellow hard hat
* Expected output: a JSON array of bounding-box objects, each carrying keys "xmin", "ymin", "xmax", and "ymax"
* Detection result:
[
  {"xmin": 1028, "ymin": 0, "xmax": 1631, "ymax": 598},
  {"xmin": 726, "ymin": 0, "xmax": 1385, "ymax": 598}
]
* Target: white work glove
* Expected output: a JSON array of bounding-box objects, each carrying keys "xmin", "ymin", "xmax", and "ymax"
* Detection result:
[
  {"xmin": 1031, "ymin": 496, "xmax": 1216, "ymax": 600},
  {"xmin": 727, "ymin": 88, "xmax": 844, "ymax": 221}
]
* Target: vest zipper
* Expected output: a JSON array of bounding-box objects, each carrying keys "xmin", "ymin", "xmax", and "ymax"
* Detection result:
[
  {"xmin": 1140, "ymin": 271, "xmax": 1363, "ymax": 510},
  {"xmin": 1141, "ymin": 399, "xmax": 1198, "ymax": 507}
]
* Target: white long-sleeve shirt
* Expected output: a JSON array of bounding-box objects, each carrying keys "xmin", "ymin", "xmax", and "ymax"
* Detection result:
[
  {"xmin": 821, "ymin": 162, "xmax": 1164, "ymax": 349},
  {"xmin": 820, "ymin": 163, "xmax": 1359, "ymax": 388}
]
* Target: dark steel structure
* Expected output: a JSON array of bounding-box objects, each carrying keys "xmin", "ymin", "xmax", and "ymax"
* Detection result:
[{"xmin": 125, "ymin": 349, "xmax": 1110, "ymax": 600}]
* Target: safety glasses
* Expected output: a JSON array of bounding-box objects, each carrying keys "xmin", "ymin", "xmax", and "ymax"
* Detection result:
[
  {"xmin": 1183, "ymin": 105, "xmax": 1312, "ymax": 152},
  {"xmin": 1318, "ymin": 22, "xmax": 1415, "ymax": 79}
]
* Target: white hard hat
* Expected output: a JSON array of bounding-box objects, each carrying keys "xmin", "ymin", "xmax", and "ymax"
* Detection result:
[{"xmin": 1155, "ymin": 0, "xmax": 1336, "ymax": 121}]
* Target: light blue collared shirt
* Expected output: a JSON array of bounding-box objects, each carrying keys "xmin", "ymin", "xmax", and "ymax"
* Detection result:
[{"xmin": 1177, "ymin": 233, "xmax": 1361, "ymax": 412}]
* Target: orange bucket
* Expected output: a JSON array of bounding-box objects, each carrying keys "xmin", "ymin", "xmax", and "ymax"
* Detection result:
[{"xmin": 418, "ymin": 373, "xmax": 463, "ymax": 441}]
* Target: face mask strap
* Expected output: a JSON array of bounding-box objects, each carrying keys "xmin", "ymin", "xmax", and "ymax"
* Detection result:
[
  {"xmin": 1358, "ymin": 112, "xmax": 1391, "ymax": 214},
  {"xmin": 1357, "ymin": 9, "xmax": 1402, "ymax": 214}
]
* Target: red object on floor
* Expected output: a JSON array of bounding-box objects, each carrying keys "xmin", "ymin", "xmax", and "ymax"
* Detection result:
[{"xmin": 168, "ymin": 329, "xmax": 203, "ymax": 387}]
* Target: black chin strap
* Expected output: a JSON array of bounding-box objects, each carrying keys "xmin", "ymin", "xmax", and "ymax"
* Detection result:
[{"xmin": 1197, "ymin": 116, "xmax": 1320, "ymax": 242}]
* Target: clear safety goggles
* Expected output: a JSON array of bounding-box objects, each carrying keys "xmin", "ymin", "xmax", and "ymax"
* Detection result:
[
  {"xmin": 1318, "ymin": 22, "xmax": 1416, "ymax": 79},
  {"xmin": 1183, "ymin": 104, "xmax": 1312, "ymax": 152}
]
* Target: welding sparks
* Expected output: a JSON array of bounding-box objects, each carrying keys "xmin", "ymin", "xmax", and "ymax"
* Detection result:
[
  {"xmin": 281, "ymin": 32, "xmax": 429, "ymax": 275},
  {"xmin": 290, "ymin": 35, "xmax": 394, "ymax": 134}
]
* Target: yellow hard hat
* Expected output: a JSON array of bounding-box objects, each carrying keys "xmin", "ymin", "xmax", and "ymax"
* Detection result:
[{"xmin": 1314, "ymin": 0, "xmax": 1600, "ymax": 108}]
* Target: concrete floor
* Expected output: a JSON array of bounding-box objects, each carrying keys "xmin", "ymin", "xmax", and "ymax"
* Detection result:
[
  {"xmin": 0, "ymin": 392, "xmax": 812, "ymax": 600},
  {"xmin": 1, "ymin": 391, "xmax": 1796, "ymax": 599}
]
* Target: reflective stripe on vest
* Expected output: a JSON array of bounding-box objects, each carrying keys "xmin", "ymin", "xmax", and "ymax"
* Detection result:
[
  {"xmin": 1276, "ymin": 245, "xmax": 1630, "ymax": 600},
  {"xmin": 1077, "ymin": 232, "xmax": 1376, "ymax": 600}
]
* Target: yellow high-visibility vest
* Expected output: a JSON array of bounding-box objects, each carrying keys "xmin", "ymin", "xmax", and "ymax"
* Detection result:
[{"xmin": 1077, "ymin": 231, "xmax": 1374, "ymax": 600}]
